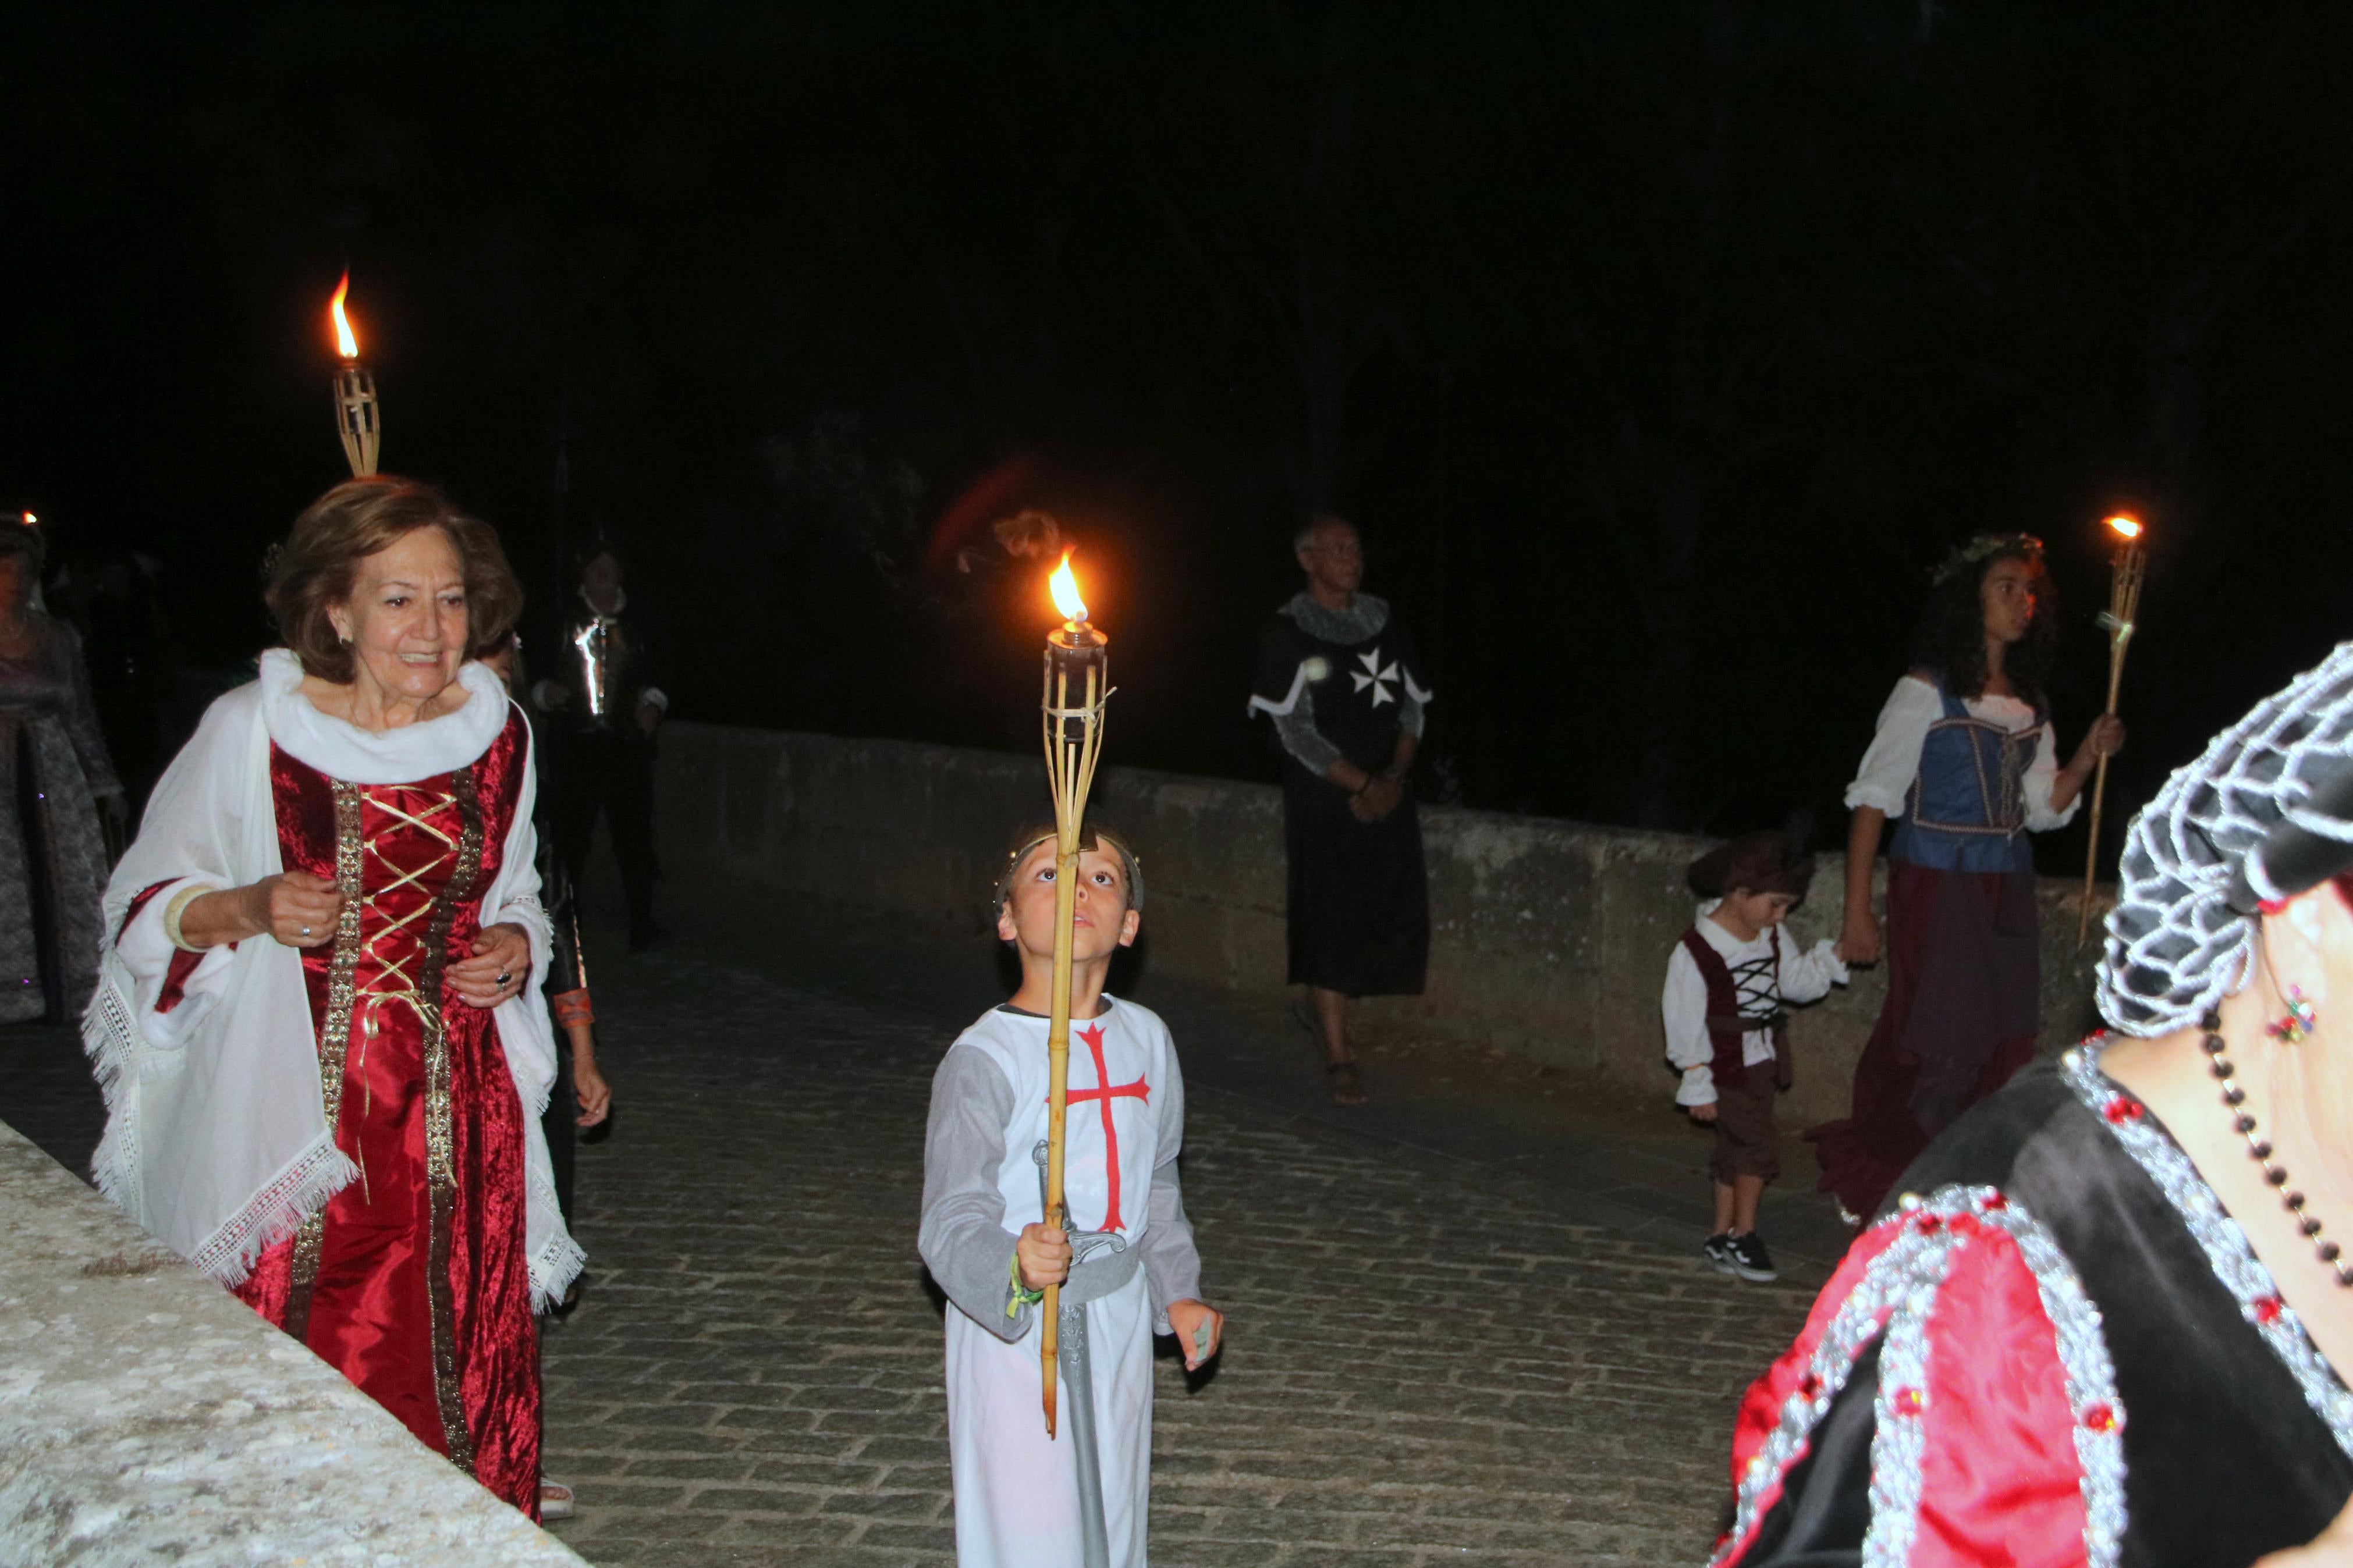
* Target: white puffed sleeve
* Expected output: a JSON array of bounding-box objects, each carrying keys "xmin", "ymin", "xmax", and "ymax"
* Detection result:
[
  {"xmin": 1777, "ymin": 937, "xmax": 1850, "ymax": 1006},
  {"xmin": 2020, "ymin": 720, "xmax": 2081, "ymax": 831},
  {"xmin": 1843, "ymin": 676, "xmax": 1942, "ymax": 818},
  {"xmin": 1661, "ymin": 943, "xmax": 1716, "ymax": 1106}
]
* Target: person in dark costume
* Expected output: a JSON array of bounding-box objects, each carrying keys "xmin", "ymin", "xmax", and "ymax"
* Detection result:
[
  {"xmin": 533, "ymin": 545, "xmax": 668, "ymax": 949},
  {"xmin": 1248, "ymin": 515, "xmax": 1432, "ymax": 1105},
  {"xmin": 481, "ymin": 632, "xmax": 616, "ymax": 1216},
  {"xmin": 1808, "ymin": 535, "xmax": 2123, "ymax": 1220},
  {"xmin": 1712, "ymin": 641, "xmax": 2353, "ymax": 1568},
  {"xmin": 480, "ymin": 631, "xmax": 612, "ymax": 1523},
  {"xmin": 1, "ymin": 519, "xmax": 125, "ymax": 1023}
]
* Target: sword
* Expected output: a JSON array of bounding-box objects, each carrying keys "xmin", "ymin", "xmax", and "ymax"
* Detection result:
[{"xmin": 1035, "ymin": 1139, "xmax": 1115, "ymax": 1568}]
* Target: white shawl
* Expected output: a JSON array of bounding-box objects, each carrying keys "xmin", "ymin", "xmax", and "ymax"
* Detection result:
[{"xmin": 82, "ymin": 649, "xmax": 584, "ymax": 1309}]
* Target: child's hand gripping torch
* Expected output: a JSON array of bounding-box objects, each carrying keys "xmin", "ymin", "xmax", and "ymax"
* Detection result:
[{"xmin": 1038, "ymin": 550, "xmax": 1110, "ymax": 1437}]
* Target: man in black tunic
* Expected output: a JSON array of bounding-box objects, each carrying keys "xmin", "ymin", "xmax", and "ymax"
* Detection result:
[
  {"xmin": 1248, "ymin": 514, "xmax": 1432, "ymax": 1104},
  {"xmin": 533, "ymin": 545, "xmax": 669, "ymax": 948}
]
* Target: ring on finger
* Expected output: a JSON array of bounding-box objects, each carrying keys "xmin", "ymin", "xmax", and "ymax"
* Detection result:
[{"xmin": 496, "ymin": 971, "xmax": 513, "ymax": 987}]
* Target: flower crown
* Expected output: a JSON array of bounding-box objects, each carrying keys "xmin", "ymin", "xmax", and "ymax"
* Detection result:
[{"xmin": 1931, "ymin": 532, "xmax": 2044, "ymax": 585}]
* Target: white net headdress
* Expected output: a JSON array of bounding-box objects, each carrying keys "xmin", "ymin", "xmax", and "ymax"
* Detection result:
[{"xmin": 2101, "ymin": 641, "xmax": 2353, "ymax": 1036}]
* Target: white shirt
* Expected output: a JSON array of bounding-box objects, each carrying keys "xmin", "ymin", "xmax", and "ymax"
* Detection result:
[
  {"xmin": 1662, "ymin": 905, "xmax": 1848, "ymax": 1106},
  {"xmin": 1843, "ymin": 675, "xmax": 2078, "ymax": 831}
]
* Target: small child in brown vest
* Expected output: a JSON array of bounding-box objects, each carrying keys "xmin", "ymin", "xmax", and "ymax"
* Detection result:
[{"xmin": 1661, "ymin": 830, "xmax": 1848, "ymax": 1282}]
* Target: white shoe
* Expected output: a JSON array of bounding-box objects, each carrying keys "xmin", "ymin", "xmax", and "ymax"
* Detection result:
[{"xmin": 540, "ymin": 1480, "xmax": 576, "ymax": 1520}]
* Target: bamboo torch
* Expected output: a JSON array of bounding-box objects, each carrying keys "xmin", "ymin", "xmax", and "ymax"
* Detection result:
[
  {"xmin": 2076, "ymin": 513, "xmax": 2146, "ymax": 947},
  {"xmin": 328, "ymin": 272, "xmax": 381, "ymax": 477},
  {"xmin": 1038, "ymin": 548, "xmax": 1110, "ymax": 1437}
]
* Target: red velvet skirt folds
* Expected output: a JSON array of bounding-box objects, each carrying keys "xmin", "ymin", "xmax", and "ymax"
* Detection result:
[
  {"xmin": 1805, "ymin": 859, "xmax": 2040, "ymax": 1219},
  {"xmin": 233, "ymin": 987, "xmax": 541, "ymax": 1515}
]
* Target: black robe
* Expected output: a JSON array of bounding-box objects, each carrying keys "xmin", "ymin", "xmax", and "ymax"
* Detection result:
[
  {"xmin": 1250, "ymin": 600, "xmax": 1431, "ymax": 998},
  {"xmin": 1721, "ymin": 1048, "xmax": 2353, "ymax": 1567}
]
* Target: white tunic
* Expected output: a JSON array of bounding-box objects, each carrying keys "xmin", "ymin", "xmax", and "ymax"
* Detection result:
[{"xmin": 918, "ymin": 998, "xmax": 1201, "ymax": 1568}]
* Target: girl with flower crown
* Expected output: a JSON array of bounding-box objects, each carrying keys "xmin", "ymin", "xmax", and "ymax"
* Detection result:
[{"xmin": 1807, "ymin": 534, "xmax": 2124, "ymax": 1221}]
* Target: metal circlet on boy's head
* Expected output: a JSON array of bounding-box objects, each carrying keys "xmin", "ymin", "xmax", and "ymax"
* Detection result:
[{"xmin": 994, "ymin": 830, "xmax": 1145, "ymax": 915}]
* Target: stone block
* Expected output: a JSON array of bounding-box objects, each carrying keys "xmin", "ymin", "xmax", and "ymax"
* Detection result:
[{"xmin": 0, "ymin": 1118, "xmax": 584, "ymax": 1566}]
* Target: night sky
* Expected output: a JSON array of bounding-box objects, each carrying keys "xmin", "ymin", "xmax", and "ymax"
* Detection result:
[{"xmin": 8, "ymin": 3, "xmax": 2352, "ymax": 867}]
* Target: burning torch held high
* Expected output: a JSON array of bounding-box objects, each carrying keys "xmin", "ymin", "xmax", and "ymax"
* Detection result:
[{"xmin": 328, "ymin": 272, "xmax": 381, "ymax": 478}]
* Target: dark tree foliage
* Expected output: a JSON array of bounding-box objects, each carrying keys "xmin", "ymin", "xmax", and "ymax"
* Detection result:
[{"xmin": 3, "ymin": 1, "xmax": 2347, "ymax": 866}]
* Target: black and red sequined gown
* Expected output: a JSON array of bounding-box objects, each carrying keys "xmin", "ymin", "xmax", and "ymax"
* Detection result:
[
  {"xmin": 1715, "ymin": 1047, "xmax": 2353, "ymax": 1566},
  {"xmin": 229, "ymin": 708, "xmax": 541, "ymax": 1515}
]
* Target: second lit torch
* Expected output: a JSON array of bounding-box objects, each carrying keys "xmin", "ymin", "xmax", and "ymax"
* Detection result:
[
  {"xmin": 328, "ymin": 272, "xmax": 381, "ymax": 478},
  {"xmin": 2077, "ymin": 513, "xmax": 2147, "ymax": 947}
]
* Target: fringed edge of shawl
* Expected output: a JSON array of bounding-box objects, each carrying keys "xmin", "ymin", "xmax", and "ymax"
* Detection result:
[
  {"xmin": 187, "ymin": 1135, "xmax": 361, "ymax": 1289},
  {"xmin": 81, "ymin": 969, "xmax": 150, "ymax": 1214},
  {"xmin": 83, "ymin": 964, "xmax": 359, "ymax": 1288},
  {"xmin": 528, "ymin": 1213, "xmax": 588, "ymax": 1313}
]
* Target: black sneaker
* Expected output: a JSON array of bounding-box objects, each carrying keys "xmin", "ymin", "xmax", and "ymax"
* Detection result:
[
  {"xmin": 1725, "ymin": 1232, "xmax": 1777, "ymax": 1283},
  {"xmin": 1703, "ymin": 1232, "xmax": 1738, "ymax": 1275}
]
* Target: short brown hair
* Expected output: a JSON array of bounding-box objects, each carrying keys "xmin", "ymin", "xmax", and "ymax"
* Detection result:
[{"xmin": 265, "ymin": 476, "xmax": 523, "ymax": 684}]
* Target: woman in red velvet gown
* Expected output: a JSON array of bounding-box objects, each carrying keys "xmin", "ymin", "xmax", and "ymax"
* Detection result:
[{"xmin": 87, "ymin": 478, "xmax": 579, "ymax": 1517}]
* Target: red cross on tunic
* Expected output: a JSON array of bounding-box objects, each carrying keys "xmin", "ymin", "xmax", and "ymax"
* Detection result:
[{"xmin": 1063, "ymin": 1022, "xmax": 1151, "ymax": 1231}]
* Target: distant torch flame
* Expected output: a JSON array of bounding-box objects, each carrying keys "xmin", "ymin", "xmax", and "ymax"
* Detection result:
[
  {"xmin": 329, "ymin": 272, "xmax": 360, "ymax": 359},
  {"xmin": 1049, "ymin": 550, "xmax": 1088, "ymax": 624},
  {"xmin": 2106, "ymin": 514, "xmax": 2143, "ymax": 541}
]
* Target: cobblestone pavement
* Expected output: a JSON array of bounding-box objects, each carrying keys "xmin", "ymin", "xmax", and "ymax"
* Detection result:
[
  {"xmin": 531, "ymin": 940, "xmax": 1820, "ymax": 1567},
  {"xmin": 0, "ymin": 921, "xmax": 1827, "ymax": 1567}
]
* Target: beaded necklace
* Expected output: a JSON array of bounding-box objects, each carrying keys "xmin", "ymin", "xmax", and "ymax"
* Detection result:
[{"xmin": 2202, "ymin": 1007, "xmax": 2353, "ymax": 1288}]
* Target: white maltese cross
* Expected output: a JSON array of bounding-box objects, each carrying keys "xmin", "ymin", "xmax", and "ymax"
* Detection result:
[{"xmin": 1351, "ymin": 647, "xmax": 1399, "ymax": 707}]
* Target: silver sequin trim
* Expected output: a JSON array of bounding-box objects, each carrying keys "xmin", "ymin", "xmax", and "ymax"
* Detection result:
[
  {"xmin": 2002, "ymin": 1200, "xmax": 2130, "ymax": 1564},
  {"xmin": 1711, "ymin": 1214, "xmax": 1939, "ymax": 1566},
  {"xmin": 2063, "ymin": 1044, "xmax": 2353, "ymax": 1459},
  {"xmin": 1716, "ymin": 1185, "xmax": 2125, "ymax": 1568},
  {"xmin": 1859, "ymin": 1224, "xmax": 1939, "ymax": 1567}
]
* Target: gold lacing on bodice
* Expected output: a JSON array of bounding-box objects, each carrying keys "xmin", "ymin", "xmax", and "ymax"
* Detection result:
[
  {"xmin": 351, "ymin": 782, "xmax": 467, "ymax": 1065},
  {"xmin": 288, "ymin": 769, "xmax": 487, "ymax": 1474}
]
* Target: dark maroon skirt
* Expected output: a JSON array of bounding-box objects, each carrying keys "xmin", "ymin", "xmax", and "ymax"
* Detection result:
[{"xmin": 1805, "ymin": 858, "xmax": 2039, "ymax": 1218}]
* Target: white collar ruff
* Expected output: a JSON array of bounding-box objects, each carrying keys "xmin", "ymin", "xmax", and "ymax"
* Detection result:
[{"xmin": 258, "ymin": 647, "xmax": 511, "ymax": 784}]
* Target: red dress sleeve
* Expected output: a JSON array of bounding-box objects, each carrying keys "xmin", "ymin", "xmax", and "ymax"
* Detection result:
[
  {"xmin": 117, "ymin": 878, "xmax": 214, "ymax": 1014},
  {"xmin": 1717, "ymin": 1186, "xmax": 2125, "ymax": 1567}
]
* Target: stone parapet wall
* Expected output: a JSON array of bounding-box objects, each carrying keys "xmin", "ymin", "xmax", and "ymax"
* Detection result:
[
  {"xmin": 657, "ymin": 723, "xmax": 2106, "ymax": 1128},
  {"xmin": 0, "ymin": 1119, "xmax": 586, "ymax": 1566}
]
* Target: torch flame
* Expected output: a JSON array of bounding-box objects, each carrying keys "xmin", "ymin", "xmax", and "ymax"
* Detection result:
[
  {"xmin": 2105, "ymin": 513, "xmax": 2143, "ymax": 541},
  {"xmin": 329, "ymin": 272, "xmax": 360, "ymax": 360},
  {"xmin": 1049, "ymin": 550, "xmax": 1088, "ymax": 624}
]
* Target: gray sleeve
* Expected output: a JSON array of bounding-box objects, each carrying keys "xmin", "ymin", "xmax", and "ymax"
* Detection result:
[
  {"xmin": 1271, "ymin": 681, "xmax": 1344, "ymax": 776},
  {"xmin": 917, "ymin": 1044, "xmax": 1034, "ymax": 1343},
  {"xmin": 54, "ymin": 624, "xmax": 121, "ymax": 795},
  {"xmin": 1397, "ymin": 688, "xmax": 1426, "ymax": 741},
  {"xmin": 1136, "ymin": 1050, "xmax": 1202, "ymax": 1330}
]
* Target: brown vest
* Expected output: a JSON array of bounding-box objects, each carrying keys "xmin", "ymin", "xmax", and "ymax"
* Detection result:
[{"xmin": 1678, "ymin": 925, "xmax": 1794, "ymax": 1090}]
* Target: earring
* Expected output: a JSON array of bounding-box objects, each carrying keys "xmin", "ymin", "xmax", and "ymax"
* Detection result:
[
  {"xmin": 2268, "ymin": 986, "xmax": 2319, "ymax": 1044},
  {"xmin": 337, "ymin": 630, "xmax": 353, "ymax": 646}
]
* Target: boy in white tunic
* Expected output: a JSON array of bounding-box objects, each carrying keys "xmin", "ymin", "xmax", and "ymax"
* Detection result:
[{"xmin": 919, "ymin": 826, "xmax": 1225, "ymax": 1568}]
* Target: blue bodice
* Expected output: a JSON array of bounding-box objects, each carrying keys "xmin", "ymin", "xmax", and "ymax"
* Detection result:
[{"xmin": 1889, "ymin": 685, "xmax": 2038, "ymax": 874}]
